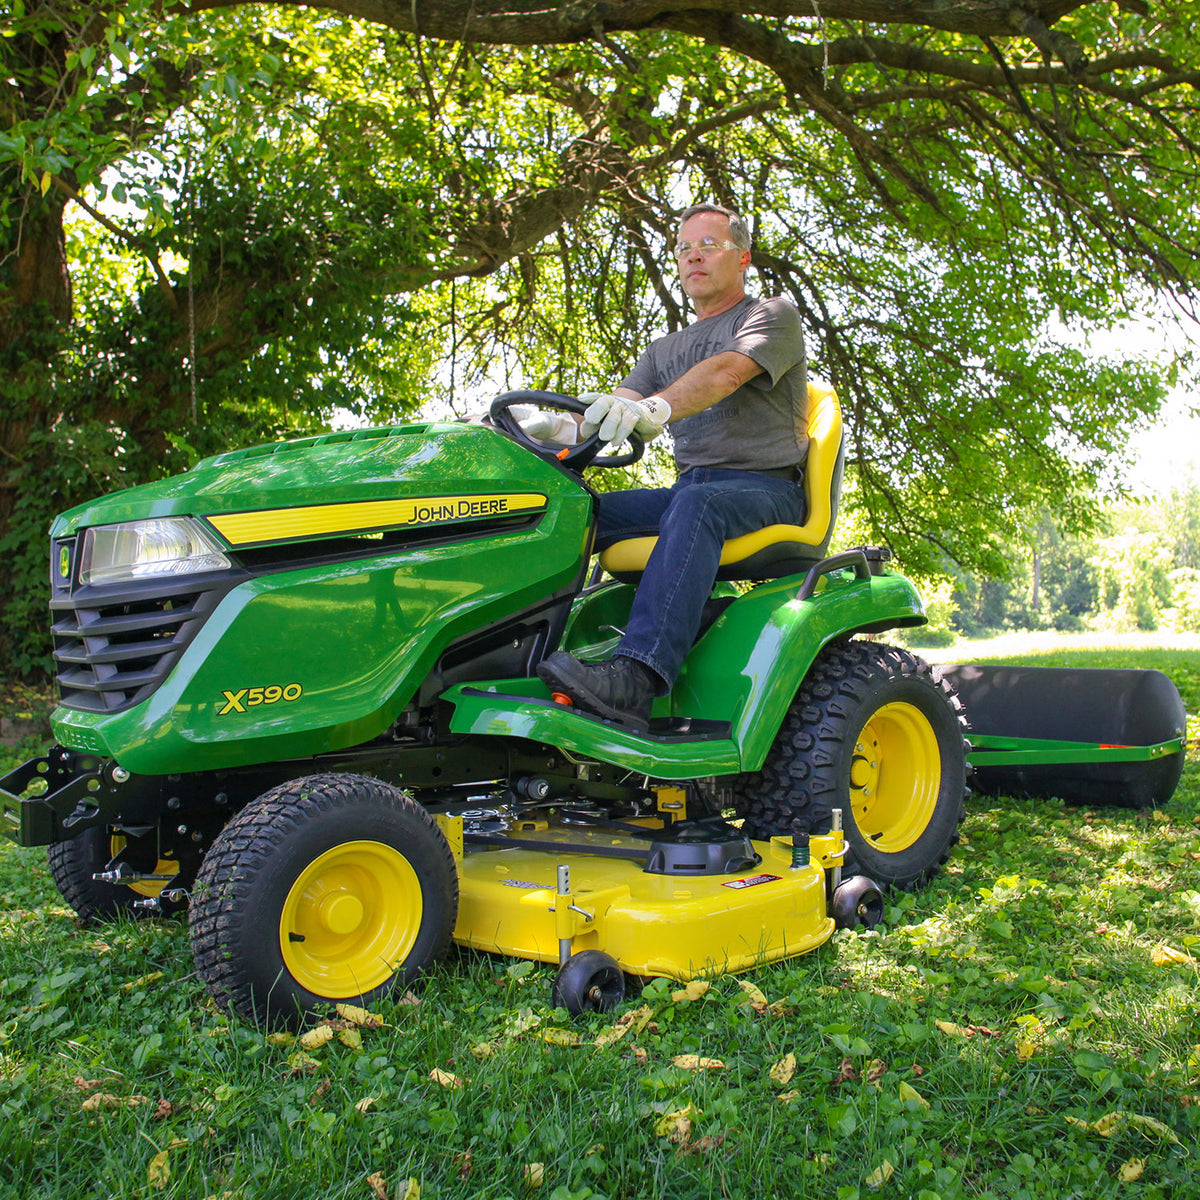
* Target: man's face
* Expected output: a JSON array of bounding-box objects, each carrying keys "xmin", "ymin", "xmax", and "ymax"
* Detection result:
[{"xmin": 676, "ymin": 212, "xmax": 749, "ymax": 309}]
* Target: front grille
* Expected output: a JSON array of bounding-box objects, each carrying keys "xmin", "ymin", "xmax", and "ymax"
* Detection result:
[{"xmin": 50, "ymin": 568, "xmax": 240, "ymax": 713}]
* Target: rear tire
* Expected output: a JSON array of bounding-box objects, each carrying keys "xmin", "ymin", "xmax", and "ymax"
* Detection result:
[
  {"xmin": 189, "ymin": 773, "xmax": 457, "ymax": 1026},
  {"xmin": 732, "ymin": 640, "xmax": 967, "ymax": 890}
]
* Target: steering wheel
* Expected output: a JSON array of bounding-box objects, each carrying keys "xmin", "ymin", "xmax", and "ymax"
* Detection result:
[{"xmin": 489, "ymin": 390, "xmax": 645, "ymax": 472}]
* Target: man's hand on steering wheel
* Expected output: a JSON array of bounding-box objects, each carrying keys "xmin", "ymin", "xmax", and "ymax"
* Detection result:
[
  {"xmin": 510, "ymin": 404, "xmax": 580, "ymax": 445},
  {"xmin": 579, "ymin": 393, "xmax": 670, "ymax": 444},
  {"xmin": 488, "ymin": 391, "xmax": 645, "ymax": 471}
]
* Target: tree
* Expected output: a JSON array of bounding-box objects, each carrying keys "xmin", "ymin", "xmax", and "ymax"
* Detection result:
[{"xmin": 3, "ymin": 0, "xmax": 1198, "ymax": 669}]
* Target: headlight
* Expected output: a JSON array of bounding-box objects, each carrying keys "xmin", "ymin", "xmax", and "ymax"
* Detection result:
[{"xmin": 78, "ymin": 518, "xmax": 231, "ymax": 587}]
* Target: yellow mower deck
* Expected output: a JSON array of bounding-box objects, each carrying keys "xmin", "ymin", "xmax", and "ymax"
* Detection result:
[{"xmin": 449, "ymin": 822, "xmax": 842, "ymax": 980}]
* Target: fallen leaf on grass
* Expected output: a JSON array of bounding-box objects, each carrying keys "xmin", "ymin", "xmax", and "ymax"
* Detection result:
[
  {"xmin": 454, "ymin": 1150, "xmax": 473, "ymax": 1178},
  {"xmin": 1066, "ymin": 1111, "xmax": 1180, "ymax": 1144},
  {"xmin": 266, "ymin": 1032, "xmax": 295, "ymax": 1047},
  {"xmin": 299, "ymin": 1025, "xmax": 335, "ymax": 1050},
  {"xmin": 671, "ymin": 980, "xmax": 711, "ymax": 1003},
  {"xmin": 899, "ymin": 1082, "xmax": 930, "ymax": 1109},
  {"xmin": 1152, "ymin": 945, "xmax": 1196, "ymax": 966},
  {"xmin": 147, "ymin": 1150, "xmax": 170, "ymax": 1191},
  {"xmin": 286, "ymin": 1051, "xmax": 321, "ymax": 1073},
  {"xmin": 778, "ymin": 1090, "xmax": 801, "ymax": 1104},
  {"xmin": 865, "ymin": 1160, "xmax": 895, "ymax": 1188},
  {"xmin": 539, "ymin": 1028, "xmax": 583, "ymax": 1047},
  {"xmin": 594, "ymin": 1004, "xmax": 654, "ymax": 1048},
  {"xmin": 736, "ymin": 980, "xmax": 768, "ymax": 1012},
  {"xmin": 81, "ymin": 1093, "xmax": 149, "ymax": 1112},
  {"xmin": 655, "ymin": 1103, "xmax": 698, "ymax": 1143},
  {"xmin": 429, "ymin": 1068, "xmax": 464, "ymax": 1089},
  {"xmin": 672, "ymin": 1055, "xmax": 725, "ymax": 1071},
  {"xmin": 336, "ymin": 1003, "xmax": 386, "ymax": 1028},
  {"xmin": 524, "ymin": 1163, "xmax": 545, "ymax": 1188},
  {"xmin": 865, "ymin": 1059, "xmax": 887, "ymax": 1087},
  {"xmin": 354, "ymin": 1097, "xmax": 377, "ymax": 1114},
  {"xmin": 121, "ymin": 972, "xmax": 164, "ymax": 991},
  {"xmin": 935, "ymin": 1020, "xmax": 1000, "ymax": 1039},
  {"xmin": 1119, "ymin": 1159, "xmax": 1145, "ymax": 1182},
  {"xmin": 402, "ymin": 1180, "xmax": 420, "ymax": 1200},
  {"xmin": 470, "ymin": 1041, "xmax": 497, "ymax": 1060},
  {"xmin": 769, "ymin": 1052, "xmax": 796, "ymax": 1087},
  {"xmin": 366, "ymin": 1173, "xmax": 388, "ymax": 1200},
  {"xmin": 678, "ymin": 1134, "xmax": 726, "ymax": 1155}
]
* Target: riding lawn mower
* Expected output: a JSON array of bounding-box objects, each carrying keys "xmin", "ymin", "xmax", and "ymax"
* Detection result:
[{"xmin": 1, "ymin": 388, "xmax": 1187, "ymax": 1025}]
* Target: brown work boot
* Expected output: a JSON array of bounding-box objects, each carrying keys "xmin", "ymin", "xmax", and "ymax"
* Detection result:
[{"xmin": 537, "ymin": 651, "xmax": 657, "ymax": 732}]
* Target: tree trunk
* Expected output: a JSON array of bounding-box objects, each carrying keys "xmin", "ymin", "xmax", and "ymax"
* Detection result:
[{"xmin": 0, "ymin": 193, "xmax": 74, "ymax": 526}]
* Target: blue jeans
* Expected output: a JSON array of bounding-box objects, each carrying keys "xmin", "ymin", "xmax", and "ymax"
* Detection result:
[{"xmin": 595, "ymin": 468, "xmax": 807, "ymax": 690}]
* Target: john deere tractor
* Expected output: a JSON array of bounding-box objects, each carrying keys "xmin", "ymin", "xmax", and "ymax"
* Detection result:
[{"xmin": 2, "ymin": 388, "xmax": 1185, "ymax": 1024}]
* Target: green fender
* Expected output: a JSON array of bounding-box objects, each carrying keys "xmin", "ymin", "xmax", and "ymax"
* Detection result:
[
  {"xmin": 673, "ymin": 569, "xmax": 926, "ymax": 771},
  {"xmin": 447, "ymin": 567, "xmax": 925, "ymax": 777}
]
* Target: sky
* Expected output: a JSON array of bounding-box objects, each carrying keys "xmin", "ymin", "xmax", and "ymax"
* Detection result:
[
  {"xmin": 1119, "ymin": 312, "xmax": 1199, "ymax": 496},
  {"xmin": 1127, "ymin": 388, "xmax": 1200, "ymax": 495}
]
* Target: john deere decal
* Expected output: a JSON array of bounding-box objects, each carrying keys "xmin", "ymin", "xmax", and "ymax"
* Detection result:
[{"xmin": 205, "ymin": 493, "xmax": 548, "ymax": 548}]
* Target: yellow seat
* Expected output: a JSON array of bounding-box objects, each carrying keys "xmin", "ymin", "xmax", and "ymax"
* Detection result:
[{"xmin": 598, "ymin": 382, "xmax": 845, "ymax": 582}]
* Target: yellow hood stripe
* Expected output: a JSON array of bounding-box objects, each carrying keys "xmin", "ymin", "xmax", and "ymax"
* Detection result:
[{"xmin": 207, "ymin": 493, "xmax": 548, "ymax": 547}]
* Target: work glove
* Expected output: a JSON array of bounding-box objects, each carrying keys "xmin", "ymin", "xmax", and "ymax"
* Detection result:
[
  {"xmin": 579, "ymin": 392, "xmax": 671, "ymax": 444},
  {"xmin": 510, "ymin": 404, "xmax": 579, "ymax": 445}
]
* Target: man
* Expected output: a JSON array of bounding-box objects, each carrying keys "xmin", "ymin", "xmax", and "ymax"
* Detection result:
[{"xmin": 537, "ymin": 203, "xmax": 809, "ymax": 731}]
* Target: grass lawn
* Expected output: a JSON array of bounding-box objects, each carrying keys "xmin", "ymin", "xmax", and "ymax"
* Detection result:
[{"xmin": 1, "ymin": 634, "xmax": 1197, "ymax": 1200}]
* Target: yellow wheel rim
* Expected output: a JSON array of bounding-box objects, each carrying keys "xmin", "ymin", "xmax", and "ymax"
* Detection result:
[
  {"xmin": 279, "ymin": 840, "xmax": 423, "ymax": 998},
  {"xmin": 109, "ymin": 835, "xmax": 179, "ymax": 899},
  {"xmin": 850, "ymin": 701, "xmax": 942, "ymax": 852}
]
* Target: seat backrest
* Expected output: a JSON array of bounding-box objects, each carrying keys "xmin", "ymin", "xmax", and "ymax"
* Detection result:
[{"xmin": 797, "ymin": 381, "xmax": 845, "ymax": 555}]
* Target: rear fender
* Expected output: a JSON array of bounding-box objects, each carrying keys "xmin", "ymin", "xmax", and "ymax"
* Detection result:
[{"xmin": 673, "ymin": 568, "xmax": 926, "ymax": 771}]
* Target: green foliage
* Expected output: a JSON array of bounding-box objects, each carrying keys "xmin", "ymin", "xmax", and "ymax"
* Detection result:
[
  {"xmin": 943, "ymin": 486, "xmax": 1200, "ymax": 641},
  {"xmin": 1168, "ymin": 568, "xmax": 1200, "ymax": 634},
  {"xmin": 0, "ymin": 639, "xmax": 1197, "ymax": 1198},
  {"xmin": 899, "ymin": 582, "xmax": 958, "ymax": 649},
  {"xmin": 4, "ymin": 2, "xmax": 1200, "ymax": 672}
]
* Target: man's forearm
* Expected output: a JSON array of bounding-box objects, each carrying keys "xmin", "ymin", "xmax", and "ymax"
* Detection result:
[{"xmin": 621, "ymin": 351, "xmax": 763, "ymax": 422}]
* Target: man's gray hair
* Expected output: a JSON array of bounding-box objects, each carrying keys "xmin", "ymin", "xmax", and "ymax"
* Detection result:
[{"xmin": 677, "ymin": 203, "xmax": 752, "ymax": 250}]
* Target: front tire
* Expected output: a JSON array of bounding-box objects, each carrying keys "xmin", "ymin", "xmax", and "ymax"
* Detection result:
[
  {"xmin": 189, "ymin": 773, "xmax": 457, "ymax": 1026},
  {"xmin": 732, "ymin": 640, "xmax": 967, "ymax": 889}
]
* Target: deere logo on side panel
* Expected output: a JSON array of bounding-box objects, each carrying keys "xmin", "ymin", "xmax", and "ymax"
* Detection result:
[{"xmin": 207, "ymin": 493, "xmax": 548, "ymax": 548}]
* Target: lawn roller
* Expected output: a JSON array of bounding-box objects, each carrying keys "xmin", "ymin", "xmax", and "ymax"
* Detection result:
[{"xmin": 0, "ymin": 388, "xmax": 1186, "ymax": 1024}]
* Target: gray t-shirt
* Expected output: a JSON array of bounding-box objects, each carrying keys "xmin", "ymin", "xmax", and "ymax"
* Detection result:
[{"xmin": 620, "ymin": 295, "xmax": 808, "ymax": 473}]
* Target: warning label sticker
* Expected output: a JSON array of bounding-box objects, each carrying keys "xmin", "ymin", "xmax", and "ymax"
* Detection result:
[{"xmin": 722, "ymin": 874, "xmax": 783, "ymax": 890}]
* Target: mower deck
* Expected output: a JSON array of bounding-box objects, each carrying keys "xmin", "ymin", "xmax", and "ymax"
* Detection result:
[{"xmin": 452, "ymin": 823, "xmax": 836, "ymax": 980}]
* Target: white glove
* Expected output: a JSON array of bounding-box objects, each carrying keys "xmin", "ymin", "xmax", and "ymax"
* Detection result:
[
  {"xmin": 579, "ymin": 392, "xmax": 671, "ymax": 443},
  {"xmin": 510, "ymin": 404, "xmax": 579, "ymax": 445}
]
